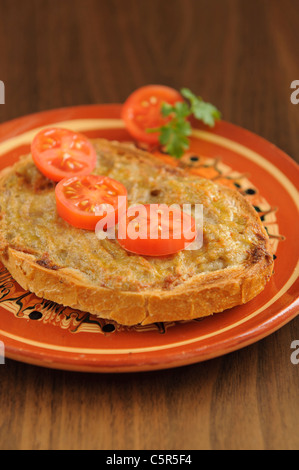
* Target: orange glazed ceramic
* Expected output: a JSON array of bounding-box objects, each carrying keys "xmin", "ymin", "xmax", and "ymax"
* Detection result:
[{"xmin": 0, "ymin": 104, "xmax": 298, "ymax": 372}]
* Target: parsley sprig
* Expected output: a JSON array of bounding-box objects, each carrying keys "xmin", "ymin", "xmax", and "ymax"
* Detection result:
[{"xmin": 147, "ymin": 88, "xmax": 221, "ymax": 159}]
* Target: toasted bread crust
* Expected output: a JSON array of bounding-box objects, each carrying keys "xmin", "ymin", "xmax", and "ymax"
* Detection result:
[
  {"xmin": 0, "ymin": 140, "xmax": 274, "ymax": 325},
  {"xmin": 1, "ymin": 245, "xmax": 273, "ymax": 325}
]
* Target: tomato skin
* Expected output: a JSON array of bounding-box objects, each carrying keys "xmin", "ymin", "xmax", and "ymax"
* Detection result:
[
  {"xmin": 31, "ymin": 128, "xmax": 97, "ymax": 182},
  {"xmin": 55, "ymin": 174, "xmax": 127, "ymax": 231},
  {"xmin": 122, "ymin": 85, "xmax": 183, "ymax": 144},
  {"xmin": 117, "ymin": 204, "xmax": 197, "ymax": 257}
]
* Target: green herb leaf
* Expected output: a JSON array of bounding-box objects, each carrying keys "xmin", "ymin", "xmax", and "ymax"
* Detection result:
[
  {"xmin": 160, "ymin": 102, "xmax": 174, "ymax": 117},
  {"xmin": 161, "ymin": 101, "xmax": 190, "ymax": 119},
  {"xmin": 159, "ymin": 117, "xmax": 192, "ymax": 159},
  {"xmin": 181, "ymin": 88, "xmax": 221, "ymax": 127},
  {"xmin": 146, "ymin": 87, "xmax": 221, "ymax": 158}
]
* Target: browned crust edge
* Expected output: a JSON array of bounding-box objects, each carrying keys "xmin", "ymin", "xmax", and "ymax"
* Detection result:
[{"xmin": 0, "ymin": 245, "xmax": 273, "ymax": 325}]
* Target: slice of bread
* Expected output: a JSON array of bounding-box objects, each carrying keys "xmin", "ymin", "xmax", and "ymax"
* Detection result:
[{"xmin": 0, "ymin": 139, "xmax": 274, "ymax": 325}]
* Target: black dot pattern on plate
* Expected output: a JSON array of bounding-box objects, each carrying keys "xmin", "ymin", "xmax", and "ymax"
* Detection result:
[
  {"xmin": 253, "ymin": 205, "xmax": 265, "ymax": 221},
  {"xmin": 102, "ymin": 323, "xmax": 116, "ymax": 333},
  {"xmin": 29, "ymin": 311, "xmax": 43, "ymax": 320},
  {"xmin": 245, "ymin": 188, "xmax": 257, "ymax": 195}
]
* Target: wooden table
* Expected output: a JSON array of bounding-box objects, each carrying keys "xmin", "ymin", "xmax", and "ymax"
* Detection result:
[{"xmin": 0, "ymin": 0, "xmax": 298, "ymax": 451}]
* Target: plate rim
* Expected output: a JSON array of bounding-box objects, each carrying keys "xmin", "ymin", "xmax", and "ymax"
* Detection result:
[{"xmin": 1, "ymin": 297, "xmax": 299, "ymax": 373}]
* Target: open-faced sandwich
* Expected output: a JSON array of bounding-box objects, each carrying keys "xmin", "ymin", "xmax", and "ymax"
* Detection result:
[{"xmin": 0, "ymin": 86, "xmax": 274, "ymax": 326}]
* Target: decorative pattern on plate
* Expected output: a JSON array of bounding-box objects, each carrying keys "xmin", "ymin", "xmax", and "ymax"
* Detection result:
[{"xmin": 178, "ymin": 151, "xmax": 285, "ymax": 254}]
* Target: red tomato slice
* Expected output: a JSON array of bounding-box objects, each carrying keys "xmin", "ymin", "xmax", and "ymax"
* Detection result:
[
  {"xmin": 31, "ymin": 128, "xmax": 97, "ymax": 182},
  {"xmin": 55, "ymin": 174, "xmax": 127, "ymax": 231},
  {"xmin": 117, "ymin": 204, "xmax": 197, "ymax": 256},
  {"xmin": 121, "ymin": 85, "xmax": 183, "ymax": 144}
]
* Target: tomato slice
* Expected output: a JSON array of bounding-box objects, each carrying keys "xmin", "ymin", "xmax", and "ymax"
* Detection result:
[
  {"xmin": 117, "ymin": 204, "xmax": 197, "ymax": 256},
  {"xmin": 55, "ymin": 174, "xmax": 127, "ymax": 230},
  {"xmin": 31, "ymin": 128, "xmax": 97, "ymax": 182},
  {"xmin": 121, "ymin": 85, "xmax": 183, "ymax": 144}
]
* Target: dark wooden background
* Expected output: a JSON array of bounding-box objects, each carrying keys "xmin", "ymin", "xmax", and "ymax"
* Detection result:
[{"xmin": 0, "ymin": 0, "xmax": 298, "ymax": 450}]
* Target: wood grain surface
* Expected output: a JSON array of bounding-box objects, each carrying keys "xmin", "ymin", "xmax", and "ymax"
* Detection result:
[{"xmin": 0, "ymin": 0, "xmax": 298, "ymax": 450}]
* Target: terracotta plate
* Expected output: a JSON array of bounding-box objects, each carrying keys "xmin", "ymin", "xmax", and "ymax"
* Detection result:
[{"xmin": 0, "ymin": 104, "xmax": 298, "ymax": 372}]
